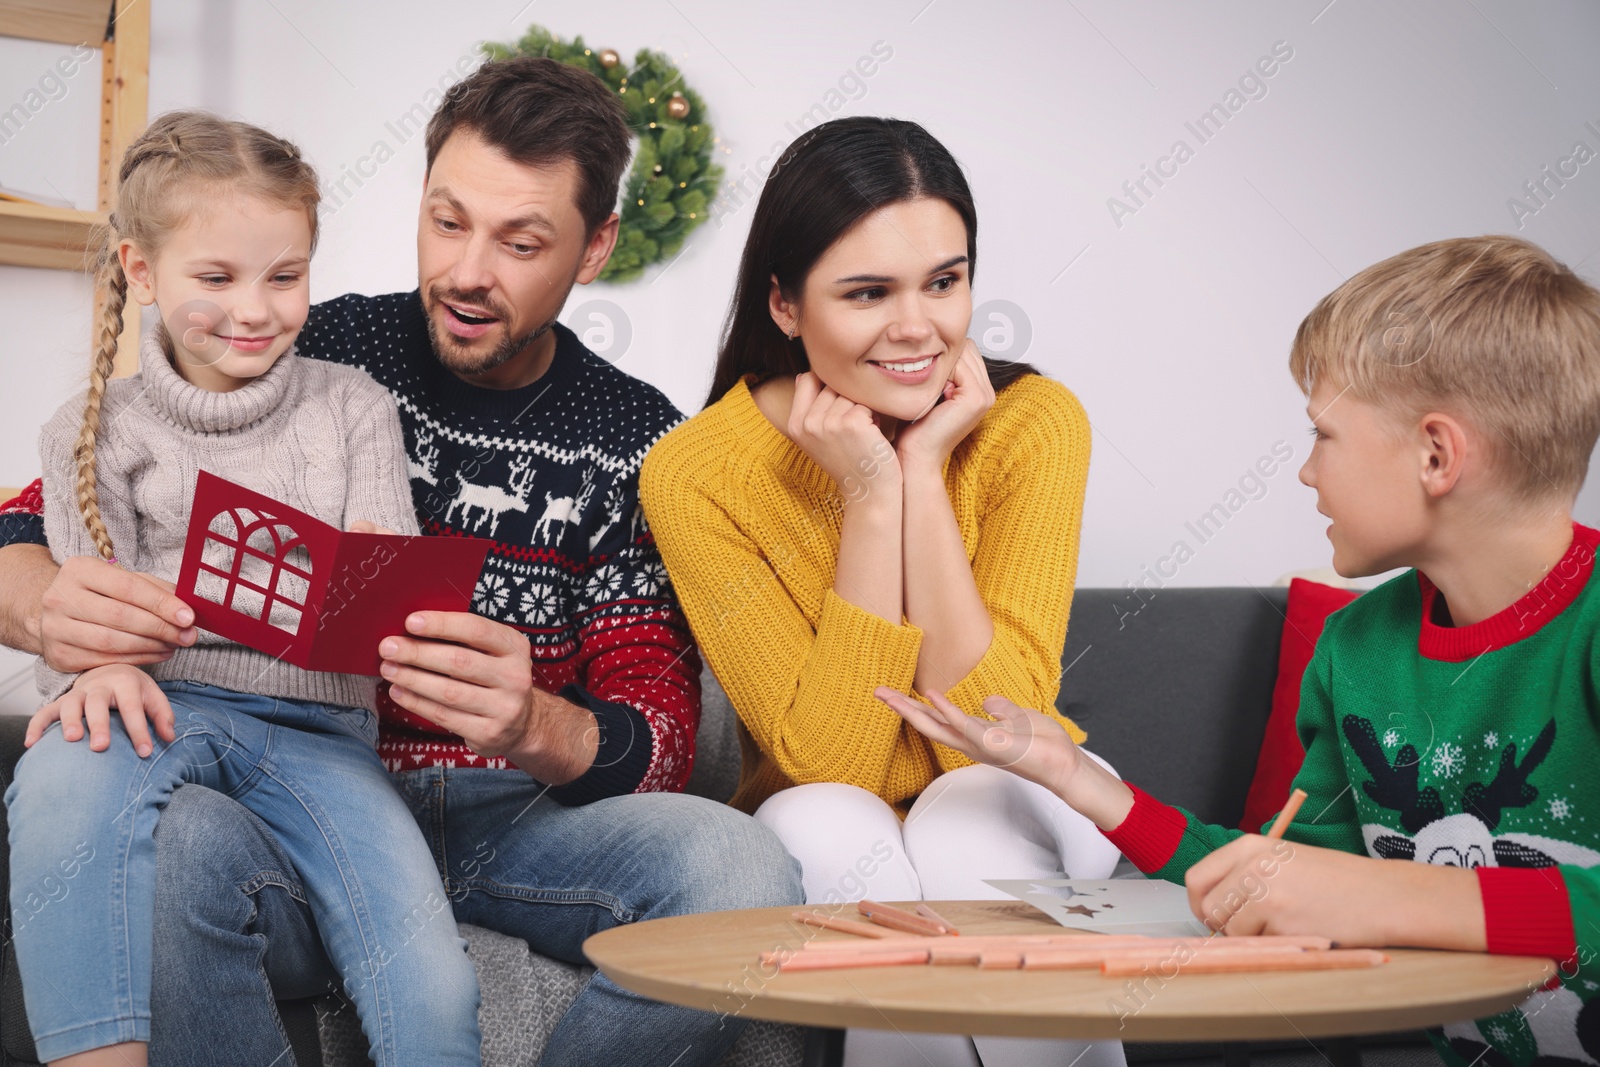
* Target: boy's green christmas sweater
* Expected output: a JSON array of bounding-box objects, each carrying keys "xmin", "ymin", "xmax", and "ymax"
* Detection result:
[{"xmin": 1105, "ymin": 523, "xmax": 1600, "ymax": 1067}]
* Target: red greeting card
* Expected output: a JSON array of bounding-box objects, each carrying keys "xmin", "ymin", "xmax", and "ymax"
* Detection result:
[{"xmin": 176, "ymin": 470, "xmax": 493, "ymax": 676}]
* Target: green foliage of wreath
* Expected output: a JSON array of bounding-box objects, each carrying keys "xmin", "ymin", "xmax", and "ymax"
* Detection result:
[{"xmin": 485, "ymin": 25, "xmax": 723, "ymax": 283}]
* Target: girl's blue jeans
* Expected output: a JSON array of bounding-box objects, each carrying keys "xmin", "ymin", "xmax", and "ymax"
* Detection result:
[{"xmin": 5, "ymin": 680, "xmax": 482, "ymax": 1065}]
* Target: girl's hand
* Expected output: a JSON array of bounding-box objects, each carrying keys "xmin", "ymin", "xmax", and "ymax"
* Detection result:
[
  {"xmin": 787, "ymin": 372, "xmax": 900, "ymax": 501},
  {"xmin": 874, "ymin": 687, "xmax": 1082, "ymax": 794},
  {"xmin": 892, "ymin": 339, "xmax": 995, "ymax": 474},
  {"xmin": 347, "ymin": 520, "xmax": 400, "ymax": 535},
  {"xmin": 27, "ymin": 663, "xmax": 175, "ymax": 757}
]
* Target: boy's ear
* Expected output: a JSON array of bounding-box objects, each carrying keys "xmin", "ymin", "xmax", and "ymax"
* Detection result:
[{"xmin": 1418, "ymin": 411, "xmax": 1470, "ymax": 498}]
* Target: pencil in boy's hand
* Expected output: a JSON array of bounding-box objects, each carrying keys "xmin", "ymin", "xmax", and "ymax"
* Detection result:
[{"xmin": 1266, "ymin": 788, "xmax": 1309, "ymax": 839}]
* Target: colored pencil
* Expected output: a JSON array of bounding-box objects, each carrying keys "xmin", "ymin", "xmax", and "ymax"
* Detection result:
[
  {"xmin": 790, "ymin": 911, "xmax": 895, "ymax": 939},
  {"xmin": 1101, "ymin": 948, "xmax": 1386, "ymax": 976},
  {"xmin": 915, "ymin": 903, "xmax": 961, "ymax": 935},
  {"xmin": 1267, "ymin": 788, "xmax": 1309, "ymax": 839},
  {"xmin": 858, "ymin": 900, "xmax": 946, "ymax": 937}
]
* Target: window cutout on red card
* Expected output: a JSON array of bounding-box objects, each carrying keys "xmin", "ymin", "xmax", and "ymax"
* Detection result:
[{"xmin": 177, "ymin": 471, "xmax": 493, "ymax": 676}]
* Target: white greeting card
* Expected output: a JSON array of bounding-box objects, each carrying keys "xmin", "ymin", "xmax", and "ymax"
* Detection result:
[{"xmin": 984, "ymin": 878, "xmax": 1209, "ymax": 938}]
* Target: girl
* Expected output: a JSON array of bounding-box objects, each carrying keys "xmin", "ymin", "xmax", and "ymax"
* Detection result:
[
  {"xmin": 639, "ymin": 117, "xmax": 1124, "ymax": 1067},
  {"xmin": 5, "ymin": 111, "xmax": 481, "ymax": 1067}
]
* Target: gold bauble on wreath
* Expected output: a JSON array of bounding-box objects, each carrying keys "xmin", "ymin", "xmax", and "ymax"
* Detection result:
[{"xmin": 487, "ymin": 23, "xmax": 723, "ymax": 282}]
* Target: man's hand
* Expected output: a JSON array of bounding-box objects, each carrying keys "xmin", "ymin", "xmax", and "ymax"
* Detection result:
[
  {"xmin": 379, "ymin": 611, "xmax": 599, "ymax": 785},
  {"xmin": 1185, "ymin": 835, "xmax": 1486, "ymax": 951},
  {"xmin": 26, "ymin": 663, "xmax": 176, "ymax": 757},
  {"xmin": 40, "ymin": 556, "xmax": 197, "ymax": 672}
]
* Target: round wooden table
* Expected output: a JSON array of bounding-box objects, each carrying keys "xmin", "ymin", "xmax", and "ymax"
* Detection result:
[{"xmin": 584, "ymin": 900, "xmax": 1553, "ymax": 1048}]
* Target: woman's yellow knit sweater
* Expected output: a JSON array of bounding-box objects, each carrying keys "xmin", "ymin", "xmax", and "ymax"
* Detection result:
[{"xmin": 639, "ymin": 374, "xmax": 1091, "ymax": 815}]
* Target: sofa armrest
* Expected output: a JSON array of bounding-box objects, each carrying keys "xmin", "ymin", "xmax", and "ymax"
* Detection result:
[
  {"xmin": 0, "ymin": 717, "xmax": 26, "ymax": 909},
  {"xmin": 0, "ymin": 715, "xmax": 39, "ymax": 1065}
]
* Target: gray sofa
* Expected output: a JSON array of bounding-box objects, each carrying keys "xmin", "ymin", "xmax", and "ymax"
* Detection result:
[{"xmin": 0, "ymin": 587, "xmax": 1442, "ymax": 1066}]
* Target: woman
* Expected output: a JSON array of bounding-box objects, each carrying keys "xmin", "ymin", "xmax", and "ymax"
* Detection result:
[{"xmin": 640, "ymin": 117, "xmax": 1123, "ymax": 1067}]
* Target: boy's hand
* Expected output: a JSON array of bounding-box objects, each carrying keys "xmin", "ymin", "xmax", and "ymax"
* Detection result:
[
  {"xmin": 27, "ymin": 663, "xmax": 176, "ymax": 757},
  {"xmin": 876, "ymin": 686, "xmax": 1137, "ymax": 829},
  {"xmin": 347, "ymin": 520, "xmax": 399, "ymax": 535},
  {"xmin": 1185, "ymin": 835, "xmax": 1486, "ymax": 950},
  {"xmin": 875, "ymin": 686, "xmax": 1081, "ymax": 790}
]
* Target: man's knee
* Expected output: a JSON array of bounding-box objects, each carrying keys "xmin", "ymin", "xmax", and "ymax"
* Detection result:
[
  {"xmin": 155, "ymin": 786, "xmax": 296, "ymax": 920},
  {"xmin": 644, "ymin": 797, "xmax": 803, "ymax": 916}
]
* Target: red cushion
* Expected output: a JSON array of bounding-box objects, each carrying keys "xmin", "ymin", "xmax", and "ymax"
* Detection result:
[{"xmin": 1237, "ymin": 578, "xmax": 1359, "ymax": 832}]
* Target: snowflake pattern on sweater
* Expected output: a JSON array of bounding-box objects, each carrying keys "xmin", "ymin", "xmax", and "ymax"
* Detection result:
[{"xmin": 0, "ymin": 292, "xmax": 701, "ymax": 803}]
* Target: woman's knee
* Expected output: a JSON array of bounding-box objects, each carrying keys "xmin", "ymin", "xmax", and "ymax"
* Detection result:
[
  {"xmin": 755, "ymin": 784, "xmax": 919, "ymax": 905},
  {"xmin": 754, "ymin": 782, "xmax": 898, "ymax": 840},
  {"xmin": 903, "ymin": 762, "xmax": 1122, "ymax": 892}
]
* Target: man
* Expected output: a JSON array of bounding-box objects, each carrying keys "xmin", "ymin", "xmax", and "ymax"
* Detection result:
[{"xmin": 0, "ymin": 57, "xmax": 799, "ymax": 1067}]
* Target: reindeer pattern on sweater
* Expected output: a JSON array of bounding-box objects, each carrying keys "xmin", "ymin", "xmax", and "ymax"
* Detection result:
[{"xmin": 1106, "ymin": 525, "xmax": 1600, "ymax": 1067}]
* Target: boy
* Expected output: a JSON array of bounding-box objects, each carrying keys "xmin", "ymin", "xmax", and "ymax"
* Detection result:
[{"xmin": 878, "ymin": 234, "xmax": 1600, "ymax": 1067}]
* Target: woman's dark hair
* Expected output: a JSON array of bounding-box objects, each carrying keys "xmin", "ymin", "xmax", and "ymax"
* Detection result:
[{"xmin": 705, "ymin": 116, "xmax": 1039, "ymax": 409}]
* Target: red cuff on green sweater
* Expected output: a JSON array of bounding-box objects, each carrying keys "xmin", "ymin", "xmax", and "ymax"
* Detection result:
[
  {"xmin": 1476, "ymin": 866, "xmax": 1576, "ymax": 968},
  {"xmin": 1101, "ymin": 782, "xmax": 1187, "ymax": 874}
]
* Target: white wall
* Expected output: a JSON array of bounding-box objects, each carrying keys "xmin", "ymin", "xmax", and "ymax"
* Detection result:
[{"xmin": 3, "ymin": 0, "xmax": 1599, "ymax": 596}]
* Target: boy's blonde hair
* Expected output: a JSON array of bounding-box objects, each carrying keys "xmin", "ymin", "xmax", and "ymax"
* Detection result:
[
  {"xmin": 79, "ymin": 110, "xmax": 320, "ymax": 562},
  {"xmin": 1289, "ymin": 235, "xmax": 1600, "ymax": 503}
]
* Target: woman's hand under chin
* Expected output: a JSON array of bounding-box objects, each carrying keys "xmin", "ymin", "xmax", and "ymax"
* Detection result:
[
  {"xmin": 892, "ymin": 339, "xmax": 995, "ymax": 474},
  {"xmin": 786, "ymin": 371, "xmax": 902, "ymax": 499}
]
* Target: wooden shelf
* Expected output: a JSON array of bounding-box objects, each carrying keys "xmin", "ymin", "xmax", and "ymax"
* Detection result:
[
  {"xmin": 0, "ymin": 199, "xmax": 103, "ymax": 271},
  {"xmin": 0, "ymin": 0, "xmax": 146, "ymax": 372},
  {"xmin": 0, "ymin": 0, "xmax": 113, "ymax": 46}
]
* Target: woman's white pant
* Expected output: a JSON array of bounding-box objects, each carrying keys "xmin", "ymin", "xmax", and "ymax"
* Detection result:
[{"xmin": 754, "ymin": 758, "xmax": 1128, "ymax": 1067}]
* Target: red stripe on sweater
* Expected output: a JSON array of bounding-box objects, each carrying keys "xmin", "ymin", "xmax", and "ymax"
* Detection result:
[
  {"xmin": 1477, "ymin": 866, "xmax": 1577, "ymax": 969},
  {"xmin": 1, "ymin": 479, "xmax": 44, "ymax": 516},
  {"xmin": 1101, "ymin": 782, "xmax": 1188, "ymax": 874},
  {"xmin": 1417, "ymin": 523, "xmax": 1598, "ymax": 661},
  {"xmin": 375, "ymin": 595, "xmax": 700, "ymax": 793}
]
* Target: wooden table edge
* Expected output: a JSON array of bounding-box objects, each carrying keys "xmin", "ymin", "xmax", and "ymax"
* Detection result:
[
  {"xmin": 583, "ymin": 903, "xmax": 1557, "ymax": 1042},
  {"xmin": 587, "ymin": 957, "xmax": 1556, "ymax": 1041}
]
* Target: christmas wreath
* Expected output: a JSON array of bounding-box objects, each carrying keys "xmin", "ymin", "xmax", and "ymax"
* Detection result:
[{"xmin": 485, "ymin": 25, "xmax": 723, "ymax": 283}]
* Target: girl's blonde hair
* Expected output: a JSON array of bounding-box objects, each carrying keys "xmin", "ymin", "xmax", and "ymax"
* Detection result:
[{"xmin": 79, "ymin": 110, "xmax": 320, "ymax": 562}]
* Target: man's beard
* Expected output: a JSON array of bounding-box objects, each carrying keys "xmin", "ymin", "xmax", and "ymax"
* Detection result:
[{"xmin": 425, "ymin": 286, "xmax": 556, "ymax": 377}]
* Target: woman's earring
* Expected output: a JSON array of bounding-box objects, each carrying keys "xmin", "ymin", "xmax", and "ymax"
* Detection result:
[{"xmin": 786, "ymin": 323, "xmax": 798, "ymax": 340}]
